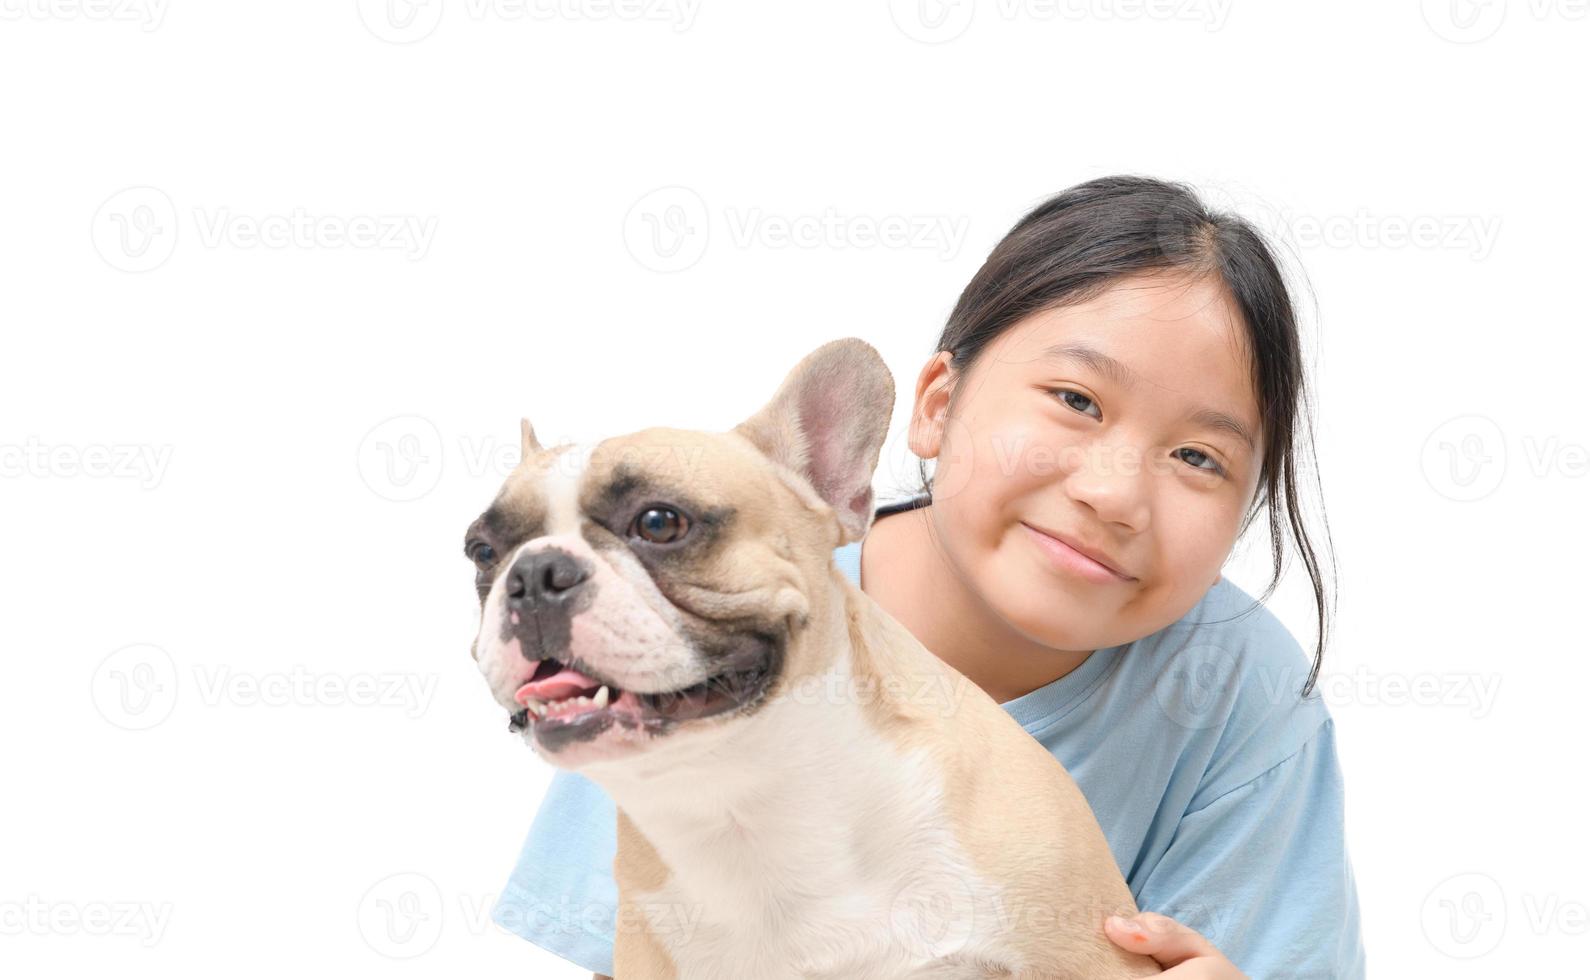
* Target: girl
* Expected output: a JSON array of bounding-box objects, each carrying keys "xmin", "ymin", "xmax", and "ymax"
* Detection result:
[{"xmin": 492, "ymin": 176, "xmax": 1364, "ymax": 979}]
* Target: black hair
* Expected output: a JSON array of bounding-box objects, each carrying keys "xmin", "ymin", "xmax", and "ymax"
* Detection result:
[{"xmin": 917, "ymin": 175, "xmax": 1335, "ymax": 696}]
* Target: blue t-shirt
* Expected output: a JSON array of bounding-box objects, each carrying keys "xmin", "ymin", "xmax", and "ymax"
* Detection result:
[{"xmin": 492, "ymin": 507, "xmax": 1366, "ymax": 979}]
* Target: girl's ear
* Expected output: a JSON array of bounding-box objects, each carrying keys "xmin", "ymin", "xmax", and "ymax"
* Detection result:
[{"xmin": 908, "ymin": 351, "xmax": 957, "ymax": 460}]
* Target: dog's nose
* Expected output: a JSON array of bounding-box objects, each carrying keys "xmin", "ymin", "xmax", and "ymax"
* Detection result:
[{"xmin": 505, "ymin": 549, "xmax": 591, "ymax": 609}]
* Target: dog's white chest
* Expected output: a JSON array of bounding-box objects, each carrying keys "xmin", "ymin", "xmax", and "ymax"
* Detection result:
[
  {"xmin": 636, "ymin": 858, "xmax": 1016, "ymax": 980},
  {"xmin": 617, "ymin": 682, "xmax": 1022, "ymax": 980}
]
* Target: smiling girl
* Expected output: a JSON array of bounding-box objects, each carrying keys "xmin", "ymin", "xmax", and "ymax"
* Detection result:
[{"xmin": 493, "ymin": 176, "xmax": 1364, "ymax": 979}]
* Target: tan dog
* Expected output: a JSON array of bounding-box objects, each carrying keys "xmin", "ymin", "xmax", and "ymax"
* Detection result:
[{"xmin": 465, "ymin": 339, "xmax": 1159, "ymax": 979}]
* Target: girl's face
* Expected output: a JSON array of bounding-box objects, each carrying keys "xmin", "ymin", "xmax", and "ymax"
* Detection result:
[{"xmin": 910, "ymin": 271, "xmax": 1265, "ymax": 654}]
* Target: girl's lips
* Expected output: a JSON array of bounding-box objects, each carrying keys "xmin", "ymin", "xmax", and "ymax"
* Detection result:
[{"xmin": 1020, "ymin": 522, "xmax": 1135, "ymax": 584}]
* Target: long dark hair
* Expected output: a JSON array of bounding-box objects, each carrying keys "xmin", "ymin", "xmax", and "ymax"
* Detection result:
[{"xmin": 919, "ymin": 175, "xmax": 1335, "ymax": 696}]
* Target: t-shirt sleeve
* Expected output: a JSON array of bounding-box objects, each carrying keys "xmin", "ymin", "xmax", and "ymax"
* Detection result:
[
  {"xmin": 1132, "ymin": 718, "xmax": 1367, "ymax": 980},
  {"xmin": 491, "ymin": 769, "xmax": 618, "ymax": 976}
]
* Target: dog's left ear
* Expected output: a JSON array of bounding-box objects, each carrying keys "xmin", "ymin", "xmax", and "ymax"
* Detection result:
[
  {"xmin": 732, "ymin": 338, "xmax": 895, "ymax": 545},
  {"xmin": 519, "ymin": 418, "xmax": 542, "ymax": 461}
]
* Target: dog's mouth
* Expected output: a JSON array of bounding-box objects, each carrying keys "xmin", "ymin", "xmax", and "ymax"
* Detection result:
[{"xmin": 506, "ymin": 647, "xmax": 776, "ymax": 741}]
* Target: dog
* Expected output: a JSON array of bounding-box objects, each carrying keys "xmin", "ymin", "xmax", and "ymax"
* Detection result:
[{"xmin": 465, "ymin": 338, "xmax": 1160, "ymax": 979}]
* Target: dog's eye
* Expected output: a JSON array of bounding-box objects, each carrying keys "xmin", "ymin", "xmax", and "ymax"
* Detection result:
[
  {"xmin": 633, "ymin": 506, "xmax": 690, "ymax": 544},
  {"xmin": 466, "ymin": 540, "xmax": 496, "ymax": 566}
]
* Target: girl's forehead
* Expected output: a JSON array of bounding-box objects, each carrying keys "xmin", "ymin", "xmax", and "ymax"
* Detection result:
[{"xmin": 988, "ymin": 275, "xmax": 1255, "ymax": 394}]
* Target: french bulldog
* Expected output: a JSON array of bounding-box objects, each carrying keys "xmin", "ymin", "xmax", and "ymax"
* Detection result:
[{"xmin": 465, "ymin": 338, "xmax": 1159, "ymax": 979}]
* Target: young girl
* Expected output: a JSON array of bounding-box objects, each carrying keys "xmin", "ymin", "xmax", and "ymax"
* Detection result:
[{"xmin": 492, "ymin": 176, "xmax": 1364, "ymax": 979}]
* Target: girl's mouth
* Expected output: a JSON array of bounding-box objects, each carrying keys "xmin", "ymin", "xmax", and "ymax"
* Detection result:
[{"xmin": 1020, "ymin": 522, "xmax": 1136, "ymax": 584}]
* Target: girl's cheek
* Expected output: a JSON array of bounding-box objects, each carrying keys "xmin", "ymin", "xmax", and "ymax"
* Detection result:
[
  {"xmin": 1158, "ymin": 508, "xmax": 1237, "ymax": 580},
  {"xmin": 986, "ymin": 417, "xmax": 1069, "ymax": 486}
]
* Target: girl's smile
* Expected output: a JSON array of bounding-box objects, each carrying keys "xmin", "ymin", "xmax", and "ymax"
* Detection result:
[{"xmin": 1018, "ymin": 520, "xmax": 1138, "ymax": 584}]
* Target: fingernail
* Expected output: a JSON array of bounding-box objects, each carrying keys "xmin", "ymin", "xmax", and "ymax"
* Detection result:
[{"xmin": 1108, "ymin": 915, "xmax": 1137, "ymax": 930}]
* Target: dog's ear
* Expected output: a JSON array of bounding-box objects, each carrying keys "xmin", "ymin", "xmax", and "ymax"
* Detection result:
[
  {"xmin": 732, "ymin": 338, "xmax": 895, "ymax": 545},
  {"xmin": 519, "ymin": 418, "xmax": 542, "ymax": 462}
]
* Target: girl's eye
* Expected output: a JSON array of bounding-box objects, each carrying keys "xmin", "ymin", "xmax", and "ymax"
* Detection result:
[
  {"xmin": 1053, "ymin": 389, "xmax": 1102, "ymax": 420},
  {"xmin": 1175, "ymin": 447, "xmax": 1225, "ymax": 476},
  {"xmin": 1049, "ymin": 387, "xmax": 1226, "ymax": 478}
]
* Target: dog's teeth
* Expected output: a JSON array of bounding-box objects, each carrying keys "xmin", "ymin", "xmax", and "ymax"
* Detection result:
[{"xmin": 594, "ymin": 685, "xmax": 610, "ymax": 709}]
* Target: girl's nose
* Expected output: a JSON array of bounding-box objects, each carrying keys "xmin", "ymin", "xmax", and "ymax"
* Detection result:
[{"xmin": 1058, "ymin": 443, "xmax": 1152, "ymax": 532}]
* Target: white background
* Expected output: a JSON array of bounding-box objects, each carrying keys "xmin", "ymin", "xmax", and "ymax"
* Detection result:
[{"xmin": 3, "ymin": 1, "xmax": 1586, "ymax": 977}]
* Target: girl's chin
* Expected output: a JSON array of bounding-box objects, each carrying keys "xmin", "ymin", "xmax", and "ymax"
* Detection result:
[{"xmin": 991, "ymin": 593, "xmax": 1112, "ymax": 653}]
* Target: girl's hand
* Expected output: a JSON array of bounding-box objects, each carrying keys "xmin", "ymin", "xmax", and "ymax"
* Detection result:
[{"xmin": 1105, "ymin": 912, "xmax": 1249, "ymax": 978}]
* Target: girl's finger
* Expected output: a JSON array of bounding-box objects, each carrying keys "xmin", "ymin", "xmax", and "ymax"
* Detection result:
[{"xmin": 1105, "ymin": 912, "xmax": 1220, "ymax": 967}]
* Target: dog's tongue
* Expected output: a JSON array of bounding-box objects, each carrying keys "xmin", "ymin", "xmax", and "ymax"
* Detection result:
[{"xmin": 515, "ymin": 664, "xmax": 604, "ymax": 705}]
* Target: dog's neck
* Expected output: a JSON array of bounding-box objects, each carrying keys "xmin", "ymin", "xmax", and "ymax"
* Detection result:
[{"xmin": 581, "ymin": 584, "xmax": 949, "ymax": 911}]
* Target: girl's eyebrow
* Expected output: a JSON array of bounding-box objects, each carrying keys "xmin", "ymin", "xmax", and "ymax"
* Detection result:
[{"xmin": 1039, "ymin": 342, "xmax": 1257, "ymax": 451}]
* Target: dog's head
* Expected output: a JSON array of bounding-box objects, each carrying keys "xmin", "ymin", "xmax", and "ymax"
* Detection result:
[{"xmin": 464, "ymin": 338, "xmax": 894, "ymax": 771}]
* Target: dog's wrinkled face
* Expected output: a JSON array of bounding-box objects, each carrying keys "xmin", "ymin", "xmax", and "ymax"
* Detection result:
[
  {"xmin": 468, "ymin": 431, "xmax": 816, "ymax": 768},
  {"xmin": 464, "ymin": 339, "xmax": 895, "ymax": 771}
]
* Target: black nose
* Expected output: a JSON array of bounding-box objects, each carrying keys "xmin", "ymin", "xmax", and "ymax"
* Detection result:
[{"xmin": 505, "ymin": 549, "xmax": 591, "ymax": 609}]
